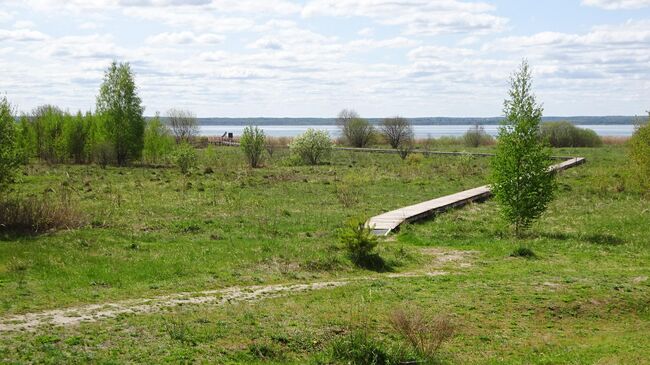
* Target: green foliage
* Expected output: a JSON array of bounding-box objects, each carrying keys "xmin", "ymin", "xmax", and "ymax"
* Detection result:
[
  {"xmin": 16, "ymin": 115, "xmax": 34, "ymax": 164},
  {"xmin": 330, "ymin": 331, "xmax": 392, "ymax": 365},
  {"xmin": 240, "ymin": 125, "xmax": 265, "ymax": 168},
  {"xmin": 339, "ymin": 217, "xmax": 379, "ymax": 266},
  {"xmin": 289, "ymin": 128, "xmax": 333, "ymax": 165},
  {"xmin": 337, "ymin": 109, "xmax": 374, "ymax": 148},
  {"xmin": 628, "ymin": 114, "xmax": 650, "ymax": 191},
  {"xmin": 173, "ymin": 143, "xmax": 198, "ymax": 174},
  {"xmin": 540, "ymin": 121, "xmax": 602, "ymax": 147},
  {"xmin": 143, "ymin": 114, "xmax": 174, "ymax": 164},
  {"xmin": 30, "ymin": 105, "xmax": 66, "ymax": 163},
  {"xmin": 405, "ymin": 153, "xmax": 424, "ymax": 165},
  {"xmin": 93, "ymin": 141, "xmax": 115, "ymax": 168},
  {"xmin": 63, "ymin": 112, "xmax": 91, "ymax": 164},
  {"xmin": 463, "ymin": 124, "xmax": 495, "ymax": 147},
  {"xmin": 490, "ymin": 60, "xmax": 556, "ymax": 234},
  {"xmin": 96, "ymin": 61, "xmax": 145, "ymax": 166},
  {"xmin": 0, "ymin": 96, "xmax": 20, "ymax": 191}
]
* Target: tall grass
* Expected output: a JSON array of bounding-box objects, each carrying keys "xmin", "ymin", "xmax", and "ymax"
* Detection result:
[{"xmin": 0, "ymin": 196, "xmax": 85, "ymax": 234}]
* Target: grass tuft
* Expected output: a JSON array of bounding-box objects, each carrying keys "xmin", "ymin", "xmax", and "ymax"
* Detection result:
[{"xmin": 510, "ymin": 246, "xmax": 537, "ymax": 259}]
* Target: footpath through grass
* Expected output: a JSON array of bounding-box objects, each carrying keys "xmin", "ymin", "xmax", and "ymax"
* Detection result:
[{"xmin": 1, "ymin": 145, "xmax": 649, "ymax": 364}]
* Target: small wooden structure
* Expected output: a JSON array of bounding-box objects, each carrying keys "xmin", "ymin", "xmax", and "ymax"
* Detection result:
[{"xmin": 367, "ymin": 157, "xmax": 586, "ymax": 235}]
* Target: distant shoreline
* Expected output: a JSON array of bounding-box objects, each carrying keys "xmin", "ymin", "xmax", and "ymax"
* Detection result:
[{"xmin": 182, "ymin": 116, "xmax": 642, "ymax": 126}]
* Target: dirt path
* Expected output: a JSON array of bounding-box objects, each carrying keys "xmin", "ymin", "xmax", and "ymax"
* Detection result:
[{"xmin": 0, "ymin": 249, "xmax": 473, "ymax": 332}]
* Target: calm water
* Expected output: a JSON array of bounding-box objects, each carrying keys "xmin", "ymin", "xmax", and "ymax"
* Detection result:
[{"xmin": 199, "ymin": 124, "xmax": 636, "ymax": 138}]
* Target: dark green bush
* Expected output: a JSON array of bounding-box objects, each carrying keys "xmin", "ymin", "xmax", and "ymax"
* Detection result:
[
  {"xmin": 510, "ymin": 246, "xmax": 536, "ymax": 258},
  {"xmin": 540, "ymin": 122, "xmax": 602, "ymax": 147},
  {"xmin": 339, "ymin": 218, "xmax": 378, "ymax": 262}
]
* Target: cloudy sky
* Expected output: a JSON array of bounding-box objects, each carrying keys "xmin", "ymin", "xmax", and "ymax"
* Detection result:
[{"xmin": 1, "ymin": 0, "xmax": 649, "ymax": 117}]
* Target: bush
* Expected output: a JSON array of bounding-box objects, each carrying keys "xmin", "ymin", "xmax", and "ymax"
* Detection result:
[
  {"xmin": 144, "ymin": 114, "xmax": 174, "ymax": 164},
  {"xmin": 463, "ymin": 124, "xmax": 494, "ymax": 147},
  {"xmin": 629, "ymin": 114, "xmax": 650, "ymax": 190},
  {"xmin": 173, "ymin": 143, "xmax": 198, "ymax": 174},
  {"xmin": 389, "ymin": 307, "xmax": 455, "ymax": 360},
  {"xmin": 240, "ymin": 125, "xmax": 265, "ymax": 168},
  {"xmin": 339, "ymin": 217, "xmax": 385, "ymax": 270},
  {"xmin": 396, "ymin": 139, "xmax": 413, "ymax": 160},
  {"xmin": 540, "ymin": 121, "xmax": 602, "ymax": 147},
  {"xmin": 93, "ymin": 141, "xmax": 115, "ymax": 168},
  {"xmin": 510, "ymin": 246, "xmax": 536, "ymax": 258},
  {"xmin": 0, "ymin": 96, "xmax": 20, "ymax": 191},
  {"xmin": 0, "ymin": 196, "xmax": 85, "ymax": 234},
  {"xmin": 405, "ymin": 153, "xmax": 424, "ymax": 165},
  {"xmin": 63, "ymin": 112, "xmax": 93, "ymax": 164},
  {"xmin": 381, "ymin": 116, "xmax": 413, "ymax": 149},
  {"xmin": 337, "ymin": 109, "xmax": 374, "ymax": 148},
  {"xmin": 289, "ymin": 128, "xmax": 333, "ymax": 165}
]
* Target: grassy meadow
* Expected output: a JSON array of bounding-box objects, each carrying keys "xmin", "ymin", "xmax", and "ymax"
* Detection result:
[{"xmin": 1, "ymin": 144, "xmax": 649, "ymax": 364}]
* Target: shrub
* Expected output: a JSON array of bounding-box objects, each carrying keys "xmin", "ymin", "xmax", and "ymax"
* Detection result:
[
  {"xmin": 143, "ymin": 114, "xmax": 174, "ymax": 164},
  {"xmin": 30, "ymin": 104, "xmax": 66, "ymax": 163},
  {"xmin": 93, "ymin": 141, "xmax": 115, "ymax": 168},
  {"xmin": 335, "ymin": 174, "xmax": 362, "ymax": 208},
  {"xmin": 289, "ymin": 128, "xmax": 333, "ymax": 165},
  {"xmin": 0, "ymin": 96, "xmax": 20, "ymax": 191},
  {"xmin": 540, "ymin": 121, "xmax": 602, "ymax": 147},
  {"xmin": 173, "ymin": 143, "xmax": 198, "ymax": 174},
  {"xmin": 63, "ymin": 111, "xmax": 91, "ymax": 164},
  {"xmin": 240, "ymin": 125, "xmax": 265, "ymax": 168},
  {"xmin": 381, "ymin": 116, "xmax": 413, "ymax": 149},
  {"xmin": 396, "ymin": 139, "xmax": 414, "ymax": 160},
  {"xmin": 389, "ymin": 307, "xmax": 455, "ymax": 360},
  {"xmin": 339, "ymin": 217, "xmax": 382, "ymax": 269},
  {"xmin": 629, "ymin": 114, "xmax": 650, "ymax": 190},
  {"xmin": 463, "ymin": 124, "xmax": 494, "ymax": 147},
  {"xmin": 491, "ymin": 60, "xmax": 556, "ymax": 235},
  {"xmin": 405, "ymin": 153, "xmax": 424, "ymax": 165},
  {"xmin": 167, "ymin": 108, "xmax": 198, "ymax": 144},
  {"xmin": 0, "ymin": 196, "xmax": 85, "ymax": 234},
  {"xmin": 510, "ymin": 247, "xmax": 536, "ymax": 258},
  {"xmin": 337, "ymin": 109, "xmax": 374, "ymax": 148}
]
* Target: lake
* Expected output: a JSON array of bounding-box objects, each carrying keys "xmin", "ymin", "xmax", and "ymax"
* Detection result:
[{"xmin": 199, "ymin": 124, "xmax": 637, "ymax": 138}]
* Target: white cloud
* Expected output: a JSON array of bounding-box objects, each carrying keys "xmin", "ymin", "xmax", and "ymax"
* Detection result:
[
  {"xmin": 0, "ymin": 28, "xmax": 49, "ymax": 42},
  {"xmin": 79, "ymin": 22, "xmax": 101, "ymax": 30},
  {"xmin": 582, "ymin": 0, "xmax": 650, "ymax": 9},
  {"xmin": 146, "ymin": 31, "xmax": 225, "ymax": 45},
  {"xmin": 358, "ymin": 27, "xmax": 374, "ymax": 36},
  {"xmin": 302, "ymin": 0, "xmax": 508, "ymax": 35},
  {"xmin": 0, "ymin": 11, "xmax": 14, "ymax": 23}
]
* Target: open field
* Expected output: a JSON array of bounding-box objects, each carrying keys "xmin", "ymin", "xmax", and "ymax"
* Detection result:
[{"xmin": 1, "ymin": 145, "xmax": 649, "ymax": 364}]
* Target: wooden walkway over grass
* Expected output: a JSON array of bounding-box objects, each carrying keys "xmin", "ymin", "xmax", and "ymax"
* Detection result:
[{"xmin": 367, "ymin": 157, "xmax": 586, "ymax": 235}]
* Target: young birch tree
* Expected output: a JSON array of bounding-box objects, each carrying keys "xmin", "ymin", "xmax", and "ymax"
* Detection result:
[{"xmin": 490, "ymin": 60, "xmax": 555, "ymax": 235}]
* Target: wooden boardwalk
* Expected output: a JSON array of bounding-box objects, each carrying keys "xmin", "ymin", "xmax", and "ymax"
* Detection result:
[{"xmin": 367, "ymin": 157, "xmax": 586, "ymax": 235}]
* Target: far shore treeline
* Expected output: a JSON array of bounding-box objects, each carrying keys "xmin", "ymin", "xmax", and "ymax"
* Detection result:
[{"xmin": 166, "ymin": 116, "xmax": 639, "ymax": 126}]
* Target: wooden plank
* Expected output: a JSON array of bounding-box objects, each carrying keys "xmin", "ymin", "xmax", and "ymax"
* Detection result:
[{"xmin": 367, "ymin": 157, "xmax": 586, "ymax": 235}]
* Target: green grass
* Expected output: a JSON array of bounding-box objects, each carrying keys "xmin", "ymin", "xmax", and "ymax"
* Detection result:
[{"xmin": 1, "ymin": 145, "xmax": 649, "ymax": 364}]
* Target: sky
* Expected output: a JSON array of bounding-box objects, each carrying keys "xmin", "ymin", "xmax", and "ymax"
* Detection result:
[{"xmin": 1, "ymin": 0, "xmax": 649, "ymax": 117}]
